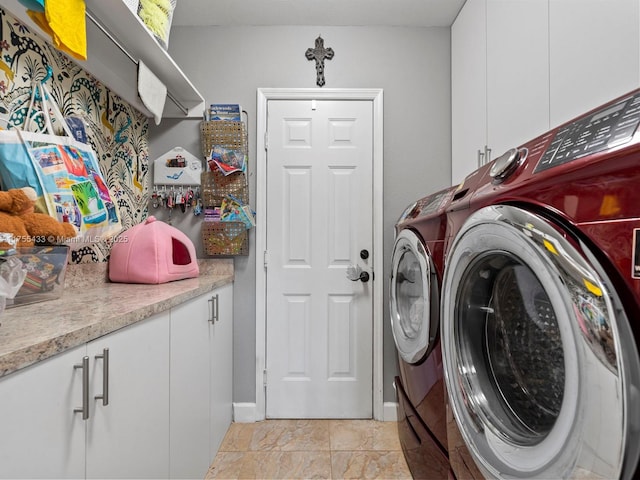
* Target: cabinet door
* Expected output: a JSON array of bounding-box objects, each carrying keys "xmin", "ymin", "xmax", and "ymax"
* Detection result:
[
  {"xmin": 210, "ymin": 283, "xmax": 234, "ymax": 454},
  {"xmin": 86, "ymin": 311, "xmax": 170, "ymax": 479},
  {"xmin": 170, "ymin": 293, "xmax": 212, "ymax": 479},
  {"xmin": 0, "ymin": 345, "xmax": 86, "ymax": 479},
  {"xmin": 550, "ymin": 0, "xmax": 640, "ymax": 127},
  {"xmin": 452, "ymin": 0, "xmax": 487, "ymax": 185},
  {"xmin": 487, "ymin": 0, "xmax": 549, "ymax": 155}
]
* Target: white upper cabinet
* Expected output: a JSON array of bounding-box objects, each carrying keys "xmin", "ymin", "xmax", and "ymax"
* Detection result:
[
  {"xmin": 486, "ymin": 0, "xmax": 549, "ymax": 157},
  {"xmin": 452, "ymin": 0, "xmax": 549, "ymax": 185},
  {"xmin": 2, "ymin": 0, "xmax": 204, "ymax": 119},
  {"xmin": 452, "ymin": 0, "xmax": 640, "ymax": 186},
  {"xmin": 451, "ymin": 0, "xmax": 487, "ymax": 185},
  {"xmin": 549, "ymin": 0, "xmax": 639, "ymax": 128}
]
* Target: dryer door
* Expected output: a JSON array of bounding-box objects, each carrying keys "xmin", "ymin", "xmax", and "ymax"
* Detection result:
[
  {"xmin": 390, "ymin": 229, "xmax": 439, "ymax": 364},
  {"xmin": 441, "ymin": 205, "xmax": 640, "ymax": 480}
]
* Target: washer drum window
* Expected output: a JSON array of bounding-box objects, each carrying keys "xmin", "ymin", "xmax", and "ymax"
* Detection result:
[
  {"xmin": 441, "ymin": 205, "xmax": 640, "ymax": 479},
  {"xmin": 390, "ymin": 229, "xmax": 439, "ymax": 364}
]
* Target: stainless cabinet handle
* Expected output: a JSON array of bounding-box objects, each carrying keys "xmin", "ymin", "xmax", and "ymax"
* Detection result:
[
  {"xmin": 209, "ymin": 294, "xmax": 220, "ymax": 323},
  {"xmin": 95, "ymin": 348, "xmax": 109, "ymax": 406},
  {"xmin": 485, "ymin": 145, "xmax": 492, "ymax": 164},
  {"xmin": 73, "ymin": 356, "xmax": 89, "ymax": 420}
]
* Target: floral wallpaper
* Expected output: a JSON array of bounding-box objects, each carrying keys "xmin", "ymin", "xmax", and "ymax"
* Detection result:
[{"xmin": 0, "ymin": 7, "xmax": 150, "ymax": 263}]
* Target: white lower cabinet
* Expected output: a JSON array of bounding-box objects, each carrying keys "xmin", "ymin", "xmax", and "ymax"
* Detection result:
[
  {"xmin": 0, "ymin": 283, "xmax": 233, "ymax": 480},
  {"xmin": 86, "ymin": 312, "xmax": 171, "ymax": 479},
  {"xmin": 170, "ymin": 293, "xmax": 214, "ymax": 478},
  {"xmin": 170, "ymin": 284, "xmax": 234, "ymax": 479},
  {"xmin": 209, "ymin": 283, "xmax": 234, "ymax": 454},
  {"xmin": 0, "ymin": 311, "xmax": 170, "ymax": 480},
  {"xmin": 0, "ymin": 345, "xmax": 86, "ymax": 479}
]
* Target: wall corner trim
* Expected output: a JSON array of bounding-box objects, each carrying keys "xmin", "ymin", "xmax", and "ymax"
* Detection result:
[{"xmin": 233, "ymin": 402, "xmax": 259, "ymax": 423}]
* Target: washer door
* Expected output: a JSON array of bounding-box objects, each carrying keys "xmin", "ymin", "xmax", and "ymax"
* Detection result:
[
  {"xmin": 442, "ymin": 205, "xmax": 640, "ymax": 479},
  {"xmin": 390, "ymin": 229, "xmax": 439, "ymax": 364}
]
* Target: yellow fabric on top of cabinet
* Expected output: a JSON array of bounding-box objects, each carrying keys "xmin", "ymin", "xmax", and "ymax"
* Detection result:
[{"xmin": 27, "ymin": 0, "xmax": 87, "ymax": 61}]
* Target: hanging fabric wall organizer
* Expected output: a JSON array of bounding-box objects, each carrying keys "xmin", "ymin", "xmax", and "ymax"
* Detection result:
[{"xmin": 199, "ymin": 111, "xmax": 251, "ymax": 256}]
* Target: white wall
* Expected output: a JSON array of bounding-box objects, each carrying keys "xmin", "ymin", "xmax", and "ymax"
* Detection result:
[{"xmin": 149, "ymin": 25, "xmax": 452, "ymax": 405}]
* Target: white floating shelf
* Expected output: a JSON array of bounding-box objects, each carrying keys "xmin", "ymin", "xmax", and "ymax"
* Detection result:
[{"xmin": 2, "ymin": 0, "xmax": 204, "ymax": 119}]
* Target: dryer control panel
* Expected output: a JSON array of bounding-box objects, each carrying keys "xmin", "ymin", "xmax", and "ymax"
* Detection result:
[{"xmin": 535, "ymin": 90, "xmax": 640, "ymax": 172}]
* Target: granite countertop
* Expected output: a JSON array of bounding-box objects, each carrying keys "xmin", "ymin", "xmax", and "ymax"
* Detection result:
[{"xmin": 0, "ymin": 259, "xmax": 234, "ymax": 379}]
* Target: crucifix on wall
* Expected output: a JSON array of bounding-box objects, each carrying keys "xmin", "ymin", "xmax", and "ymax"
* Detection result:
[{"xmin": 305, "ymin": 36, "xmax": 334, "ymax": 87}]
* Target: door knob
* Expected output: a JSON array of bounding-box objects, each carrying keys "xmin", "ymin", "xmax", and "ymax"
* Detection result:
[{"xmin": 346, "ymin": 265, "xmax": 370, "ymax": 282}]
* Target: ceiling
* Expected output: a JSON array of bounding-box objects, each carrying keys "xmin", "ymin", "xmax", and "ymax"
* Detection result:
[{"xmin": 171, "ymin": 0, "xmax": 466, "ymax": 27}]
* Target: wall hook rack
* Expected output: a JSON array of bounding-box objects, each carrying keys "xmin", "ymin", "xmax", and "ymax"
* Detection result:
[{"xmin": 152, "ymin": 146, "xmax": 203, "ymax": 186}]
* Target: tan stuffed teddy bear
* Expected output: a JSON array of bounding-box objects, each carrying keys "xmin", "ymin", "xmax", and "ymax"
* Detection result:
[{"xmin": 0, "ymin": 187, "xmax": 77, "ymax": 248}]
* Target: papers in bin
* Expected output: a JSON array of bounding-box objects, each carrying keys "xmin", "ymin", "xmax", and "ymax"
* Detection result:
[
  {"xmin": 207, "ymin": 146, "xmax": 246, "ymax": 175},
  {"xmin": 220, "ymin": 195, "xmax": 255, "ymax": 230}
]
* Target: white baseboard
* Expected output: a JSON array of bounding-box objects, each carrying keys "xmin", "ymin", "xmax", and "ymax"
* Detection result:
[
  {"xmin": 233, "ymin": 402, "xmax": 258, "ymax": 423},
  {"xmin": 383, "ymin": 402, "xmax": 398, "ymax": 421},
  {"xmin": 233, "ymin": 401, "xmax": 398, "ymax": 422}
]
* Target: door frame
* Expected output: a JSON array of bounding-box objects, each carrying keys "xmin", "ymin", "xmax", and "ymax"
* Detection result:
[{"xmin": 255, "ymin": 88, "xmax": 384, "ymax": 421}]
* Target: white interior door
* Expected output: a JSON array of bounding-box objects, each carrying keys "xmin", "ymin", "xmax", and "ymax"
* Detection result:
[{"xmin": 265, "ymin": 99, "xmax": 373, "ymax": 418}]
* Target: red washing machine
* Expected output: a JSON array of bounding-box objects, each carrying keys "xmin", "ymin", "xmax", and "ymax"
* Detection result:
[
  {"xmin": 390, "ymin": 186, "xmax": 457, "ymax": 479},
  {"xmin": 441, "ymin": 89, "xmax": 640, "ymax": 479}
]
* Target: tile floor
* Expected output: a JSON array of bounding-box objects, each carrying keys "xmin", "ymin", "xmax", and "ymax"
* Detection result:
[{"xmin": 205, "ymin": 419, "xmax": 413, "ymax": 479}]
